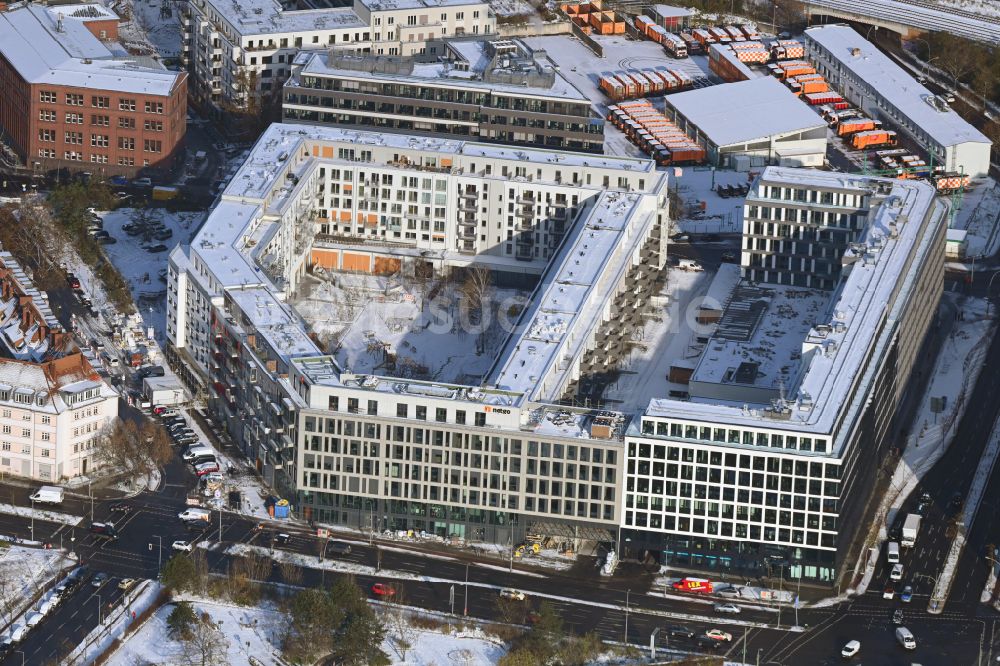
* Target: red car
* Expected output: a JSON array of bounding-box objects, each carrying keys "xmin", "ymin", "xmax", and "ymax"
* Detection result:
[
  {"xmin": 371, "ymin": 583, "xmax": 396, "ymax": 597},
  {"xmin": 194, "ymin": 462, "xmax": 220, "ymax": 476}
]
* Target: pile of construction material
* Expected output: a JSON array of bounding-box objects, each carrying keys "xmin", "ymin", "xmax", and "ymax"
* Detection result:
[
  {"xmin": 607, "ymin": 99, "xmax": 706, "ymax": 165},
  {"xmin": 598, "ymin": 69, "xmax": 693, "ymax": 101}
]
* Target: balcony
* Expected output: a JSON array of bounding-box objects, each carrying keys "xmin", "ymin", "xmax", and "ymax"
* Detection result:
[
  {"xmin": 459, "ymin": 240, "xmax": 476, "ymax": 254},
  {"xmin": 459, "ymin": 200, "xmax": 476, "ymax": 212},
  {"xmin": 517, "ymin": 193, "xmax": 536, "ymax": 205},
  {"xmin": 514, "ymin": 206, "xmax": 534, "ymax": 219},
  {"xmin": 461, "ymin": 189, "xmax": 477, "ymax": 200}
]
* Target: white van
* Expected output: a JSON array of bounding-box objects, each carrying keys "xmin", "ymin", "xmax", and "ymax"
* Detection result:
[
  {"xmin": 182, "ymin": 446, "xmax": 213, "ymax": 461},
  {"xmin": 30, "ymin": 486, "xmax": 65, "ymax": 504},
  {"xmin": 25, "ymin": 612, "xmax": 43, "ymax": 628},
  {"xmin": 895, "ymin": 626, "xmax": 916, "ymax": 649},
  {"xmin": 7, "ymin": 623, "xmax": 26, "ymax": 642},
  {"xmin": 178, "ymin": 508, "xmax": 211, "ymax": 522},
  {"xmin": 887, "ymin": 541, "xmax": 900, "ymax": 564}
]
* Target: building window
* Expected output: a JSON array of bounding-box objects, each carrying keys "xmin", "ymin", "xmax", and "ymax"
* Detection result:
[
  {"xmin": 90, "ymin": 154, "xmax": 108, "ymax": 164},
  {"xmin": 39, "ymin": 90, "xmax": 57, "ymax": 103},
  {"xmin": 1, "ymin": 425, "xmax": 9, "ymax": 434},
  {"xmin": 64, "ymin": 131, "xmax": 83, "ymax": 145},
  {"xmin": 144, "ymin": 101, "xmax": 164, "ymax": 114},
  {"xmin": 65, "ymin": 93, "xmax": 84, "ymax": 106},
  {"xmin": 91, "ymin": 134, "xmax": 109, "ymax": 147},
  {"xmin": 119, "ymin": 117, "xmax": 135, "ymax": 129},
  {"xmin": 91, "ymin": 114, "xmax": 110, "ymax": 127},
  {"xmin": 119, "ymin": 137, "xmax": 135, "ymax": 150},
  {"xmin": 41, "ymin": 432, "xmax": 50, "ymax": 441},
  {"xmin": 119, "ymin": 98, "xmax": 136, "ymax": 111},
  {"xmin": 143, "ymin": 139, "xmax": 162, "ymax": 153},
  {"xmin": 41, "ymin": 415, "xmax": 50, "ymax": 425},
  {"xmin": 117, "ymin": 156, "xmax": 135, "ymax": 166},
  {"xmin": 475, "ymin": 412, "xmax": 486, "ymax": 426},
  {"xmin": 91, "ymin": 95, "xmax": 110, "ymax": 108},
  {"xmin": 65, "ymin": 112, "xmax": 83, "ymax": 124},
  {"xmin": 38, "ymin": 129, "xmax": 55, "ymax": 142},
  {"xmin": 39, "ymin": 109, "xmax": 56, "ymax": 122},
  {"xmin": 144, "ymin": 120, "xmax": 164, "ymax": 131},
  {"xmin": 64, "ymin": 151, "xmax": 82, "ymax": 161},
  {"xmin": 38, "ymin": 148, "xmax": 56, "ymax": 158}
]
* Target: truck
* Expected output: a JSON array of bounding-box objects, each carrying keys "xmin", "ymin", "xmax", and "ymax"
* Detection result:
[
  {"xmin": 887, "ymin": 540, "xmax": 900, "ymax": 563},
  {"xmin": 30, "ymin": 486, "xmax": 65, "ymax": 504},
  {"xmin": 901, "ymin": 513, "xmax": 921, "ymax": 547},
  {"xmin": 152, "ymin": 186, "xmax": 179, "ymax": 201}
]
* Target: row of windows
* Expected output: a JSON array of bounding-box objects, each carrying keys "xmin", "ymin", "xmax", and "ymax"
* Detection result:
[
  {"xmin": 0, "ymin": 426, "xmax": 46, "ymax": 439},
  {"xmin": 624, "ymin": 511, "xmax": 837, "ymax": 548},
  {"xmin": 38, "ymin": 131, "xmax": 164, "ymax": 152},
  {"xmin": 637, "ymin": 423, "xmax": 830, "ymax": 454},
  {"xmin": 628, "ymin": 444, "xmax": 840, "ymax": 478},
  {"xmin": 626, "ymin": 501, "xmax": 837, "ymax": 532},
  {"xmin": 38, "ymin": 91, "xmax": 166, "ymax": 114},
  {"xmin": 626, "ymin": 488, "xmax": 839, "ymax": 516},
  {"xmin": 0, "ymin": 409, "xmax": 50, "ymax": 424}
]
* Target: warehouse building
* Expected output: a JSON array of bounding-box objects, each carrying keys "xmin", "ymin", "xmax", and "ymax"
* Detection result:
[
  {"xmin": 805, "ymin": 24, "xmax": 991, "ymax": 177},
  {"xmin": 283, "ymin": 39, "xmax": 603, "ymax": 152},
  {"xmin": 663, "ymin": 77, "xmax": 828, "ymax": 168}
]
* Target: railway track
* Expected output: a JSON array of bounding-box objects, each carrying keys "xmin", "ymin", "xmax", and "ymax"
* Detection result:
[{"xmin": 891, "ymin": 0, "xmax": 1000, "ymax": 26}]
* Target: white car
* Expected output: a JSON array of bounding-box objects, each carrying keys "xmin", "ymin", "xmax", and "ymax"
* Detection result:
[
  {"xmin": 25, "ymin": 612, "xmax": 43, "ymax": 628},
  {"xmin": 498, "ymin": 588, "xmax": 526, "ymax": 601},
  {"xmin": 713, "ymin": 602, "xmax": 741, "ymax": 614},
  {"xmin": 841, "ymin": 639, "xmax": 860, "ymax": 657},
  {"xmin": 705, "ymin": 628, "xmax": 732, "ymax": 642},
  {"xmin": 172, "ymin": 540, "xmax": 193, "ymax": 552},
  {"xmin": 890, "ymin": 563, "xmax": 904, "ymax": 581}
]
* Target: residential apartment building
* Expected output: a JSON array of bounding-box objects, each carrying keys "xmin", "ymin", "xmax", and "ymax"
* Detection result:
[
  {"xmin": 180, "ymin": 0, "xmax": 494, "ymax": 116},
  {"xmin": 167, "ymin": 123, "xmax": 667, "ymax": 540},
  {"xmin": 0, "ymin": 253, "xmax": 118, "ymax": 482},
  {"xmin": 622, "ymin": 168, "xmax": 946, "ymax": 583},
  {"xmin": 283, "ymin": 39, "xmax": 603, "ymax": 153},
  {"xmin": 0, "ymin": 3, "xmax": 187, "ymax": 178},
  {"xmin": 804, "ymin": 24, "xmax": 991, "ymax": 177}
]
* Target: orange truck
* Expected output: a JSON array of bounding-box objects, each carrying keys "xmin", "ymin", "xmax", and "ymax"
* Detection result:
[
  {"xmin": 836, "ymin": 118, "xmax": 880, "ymax": 137},
  {"xmin": 851, "ymin": 130, "xmax": 898, "ymax": 150}
]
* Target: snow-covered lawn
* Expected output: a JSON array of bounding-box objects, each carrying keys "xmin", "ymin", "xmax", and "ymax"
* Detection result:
[
  {"xmin": 104, "ymin": 596, "xmax": 507, "ymax": 666},
  {"xmin": 0, "ymin": 546, "xmax": 72, "ymax": 628},
  {"xmin": 0, "ymin": 502, "xmax": 83, "ymax": 527},
  {"xmin": 670, "ymin": 167, "xmax": 752, "ymax": 234},
  {"xmin": 116, "ymin": 0, "xmax": 182, "ymax": 59}
]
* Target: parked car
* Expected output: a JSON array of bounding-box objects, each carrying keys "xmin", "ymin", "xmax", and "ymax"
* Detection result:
[
  {"xmin": 274, "ymin": 533, "xmax": 291, "ymax": 545},
  {"xmin": 499, "ymin": 588, "xmax": 526, "ymax": 601},
  {"xmin": 670, "ymin": 233, "xmax": 690, "ymax": 243},
  {"xmin": 194, "ymin": 462, "xmax": 220, "ymax": 476},
  {"xmin": 841, "ymin": 639, "xmax": 860, "ymax": 657},
  {"xmin": 144, "ymin": 244, "xmax": 168, "ymax": 253},
  {"xmin": 109, "ymin": 175, "xmax": 129, "ymax": 187},
  {"xmin": 713, "ymin": 602, "xmax": 740, "ymax": 615},
  {"xmin": 153, "ymin": 229, "xmax": 173, "ymax": 241},
  {"xmin": 720, "ymin": 250, "xmax": 737, "ymax": 263},
  {"xmin": 716, "ymin": 586, "xmax": 740, "ymax": 598},
  {"xmin": 172, "ymin": 541, "xmax": 193, "ymax": 552},
  {"xmin": 695, "ymin": 636, "xmax": 722, "ymax": 651},
  {"xmin": 133, "ymin": 177, "xmax": 153, "ymax": 187},
  {"xmin": 371, "ymin": 582, "xmax": 396, "ymax": 597},
  {"xmin": 98, "ymin": 236, "xmax": 117, "ymax": 245}
]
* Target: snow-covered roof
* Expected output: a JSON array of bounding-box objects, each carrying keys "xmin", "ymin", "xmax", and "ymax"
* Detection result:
[
  {"xmin": 198, "ymin": 0, "xmax": 364, "ymax": 36},
  {"xmin": 701, "ymin": 262, "xmax": 741, "ymax": 311},
  {"xmin": 227, "ymin": 287, "xmax": 321, "ymax": 359},
  {"xmin": 358, "ymin": 0, "xmax": 486, "ymax": 9},
  {"xmin": 804, "ymin": 24, "xmax": 992, "ymax": 148},
  {"xmin": 646, "ymin": 167, "xmax": 947, "ymax": 456},
  {"xmin": 0, "ymin": 4, "xmax": 181, "ymax": 97},
  {"xmin": 665, "ymin": 77, "xmax": 826, "ymax": 147},
  {"xmin": 296, "ymin": 43, "xmax": 588, "ymax": 102},
  {"xmin": 802, "ymin": 0, "xmax": 1000, "ymax": 46},
  {"xmin": 489, "ymin": 185, "xmax": 665, "ymax": 402},
  {"xmin": 649, "ymin": 4, "xmax": 695, "ymax": 18}
]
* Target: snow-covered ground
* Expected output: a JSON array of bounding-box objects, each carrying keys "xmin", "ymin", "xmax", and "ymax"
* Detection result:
[
  {"xmin": 935, "ymin": 0, "xmax": 1000, "ymax": 18},
  {"xmin": 848, "ymin": 295, "xmax": 994, "ymax": 596},
  {"xmin": 104, "ymin": 596, "xmax": 507, "ymax": 666},
  {"xmin": 951, "ymin": 179, "xmax": 1000, "ymax": 259},
  {"xmin": 671, "ymin": 167, "xmax": 754, "ymax": 234},
  {"xmin": 98, "ymin": 207, "xmax": 203, "ymax": 343},
  {"xmin": 68, "ymin": 580, "xmax": 163, "ymax": 665},
  {"xmin": 113, "ymin": 0, "xmax": 182, "ymax": 59},
  {"xmin": 0, "ymin": 502, "xmax": 83, "ymax": 527},
  {"xmin": 293, "ymin": 273, "xmax": 528, "ymax": 385},
  {"xmin": 491, "ymin": 0, "xmax": 533, "ymax": 17},
  {"xmin": 0, "ymin": 546, "xmax": 72, "ymax": 630}
]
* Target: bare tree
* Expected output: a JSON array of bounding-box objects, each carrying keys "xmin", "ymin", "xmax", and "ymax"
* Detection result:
[
  {"xmin": 383, "ymin": 585, "xmax": 416, "ymax": 661},
  {"xmin": 278, "ymin": 560, "xmax": 303, "ymax": 586},
  {"xmin": 932, "ymin": 33, "xmax": 981, "ymax": 89},
  {"xmin": 93, "ymin": 419, "xmax": 170, "ymax": 484},
  {"xmin": 177, "ymin": 611, "xmax": 229, "ymax": 666},
  {"xmin": 460, "ymin": 266, "xmax": 494, "ymax": 354}
]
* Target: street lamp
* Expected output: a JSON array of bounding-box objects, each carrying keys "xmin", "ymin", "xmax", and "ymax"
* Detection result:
[
  {"xmin": 96, "ymin": 593, "xmax": 103, "ymax": 625},
  {"xmin": 30, "ymin": 498, "xmax": 35, "ymax": 542},
  {"xmin": 154, "ymin": 535, "xmax": 163, "ymax": 571},
  {"xmin": 624, "ymin": 588, "xmax": 631, "ymax": 644}
]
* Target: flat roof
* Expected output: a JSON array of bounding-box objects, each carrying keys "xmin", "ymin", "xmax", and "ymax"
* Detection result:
[
  {"xmin": 489, "ymin": 185, "xmax": 664, "ymax": 402},
  {"xmin": 358, "ymin": 0, "xmax": 487, "ymax": 10},
  {"xmin": 805, "ymin": 24, "xmax": 992, "ymax": 148},
  {"xmin": 665, "ymin": 76, "xmax": 826, "ymax": 147},
  {"xmin": 646, "ymin": 167, "xmax": 946, "ymax": 454},
  {"xmin": 200, "ymin": 0, "xmax": 365, "ymax": 36},
  {"xmin": 227, "ymin": 287, "xmax": 321, "ymax": 358},
  {"xmin": 0, "ymin": 4, "xmax": 181, "ymax": 96},
  {"xmin": 296, "ymin": 44, "xmax": 588, "ymax": 102},
  {"xmin": 650, "ymin": 4, "xmax": 695, "ymax": 18}
]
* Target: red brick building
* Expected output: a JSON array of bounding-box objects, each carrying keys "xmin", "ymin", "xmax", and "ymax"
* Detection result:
[{"xmin": 0, "ymin": 3, "xmax": 187, "ymax": 179}]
